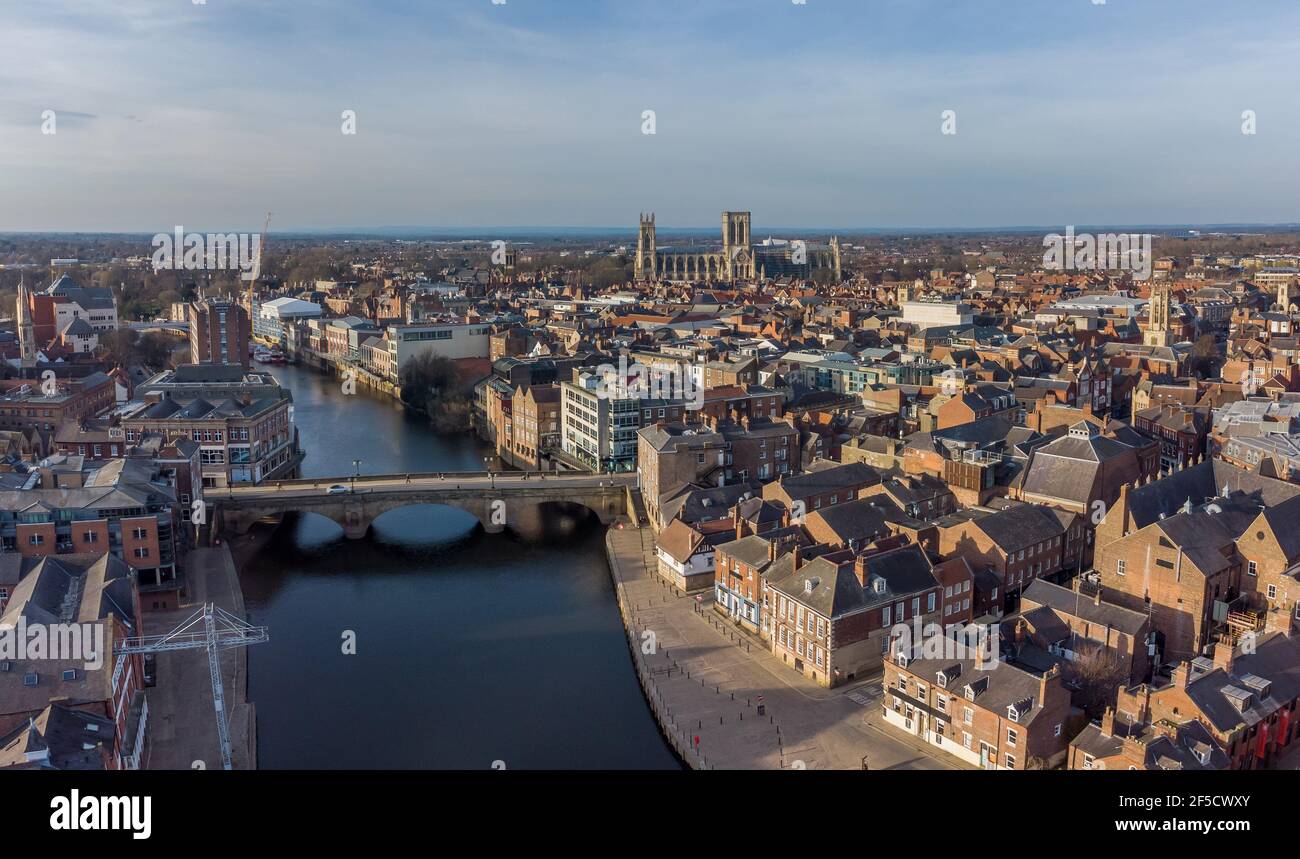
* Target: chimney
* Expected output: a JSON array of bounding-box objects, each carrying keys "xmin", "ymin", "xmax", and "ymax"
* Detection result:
[
  {"xmin": 1212, "ymin": 640, "xmax": 1235, "ymax": 675},
  {"xmin": 1039, "ymin": 663, "xmax": 1058, "ymax": 704},
  {"xmin": 792, "ymin": 543, "xmax": 803, "ymax": 571},
  {"xmin": 1094, "ymin": 587, "xmax": 1102, "ymax": 607},
  {"xmin": 735, "ymin": 517, "xmax": 745, "ymax": 541},
  {"xmin": 1171, "ymin": 662, "xmax": 1191, "ymax": 689},
  {"xmin": 1101, "ymin": 706, "xmax": 1116, "ymax": 738},
  {"xmin": 853, "ymin": 555, "xmax": 869, "ymax": 587}
]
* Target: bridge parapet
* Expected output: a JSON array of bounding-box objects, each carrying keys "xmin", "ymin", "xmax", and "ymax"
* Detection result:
[{"xmin": 215, "ymin": 473, "xmax": 636, "ymax": 540}]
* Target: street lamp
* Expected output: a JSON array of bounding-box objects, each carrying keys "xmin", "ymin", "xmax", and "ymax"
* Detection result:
[
  {"xmin": 352, "ymin": 458, "xmax": 361, "ymax": 489},
  {"xmin": 484, "ymin": 455, "xmax": 494, "ymax": 489}
]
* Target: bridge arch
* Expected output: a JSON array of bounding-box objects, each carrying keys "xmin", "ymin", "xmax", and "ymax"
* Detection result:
[{"xmin": 217, "ymin": 478, "xmax": 630, "ymax": 542}]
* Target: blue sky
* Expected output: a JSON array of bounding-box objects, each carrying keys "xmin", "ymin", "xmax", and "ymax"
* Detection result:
[{"xmin": 2, "ymin": 0, "xmax": 1297, "ymax": 232}]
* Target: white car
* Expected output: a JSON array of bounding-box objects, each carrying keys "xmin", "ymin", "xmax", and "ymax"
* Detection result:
[{"xmin": 326, "ymin": 484, "xmax": 351, "ymax": 495}]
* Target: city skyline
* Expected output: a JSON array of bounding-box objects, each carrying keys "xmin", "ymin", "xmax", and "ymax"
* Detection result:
[{"xmin": 3, "ymin": 0, "xmax": 1300, "ymax": 232}]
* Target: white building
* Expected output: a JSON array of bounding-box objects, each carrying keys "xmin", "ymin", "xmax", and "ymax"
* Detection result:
[
  {"xmin": 900, "ymin": 300, "xmax": 974, "ymax": 330},
  {"xmin": 386, "ymin": 321, "xmax": 491, "ymax": 377}
]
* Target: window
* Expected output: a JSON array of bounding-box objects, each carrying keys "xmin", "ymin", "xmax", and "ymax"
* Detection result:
[
  {"xmin": 927, "ymin": 592, "xmax": 936, "ymax": 612},
  {"xmin": 133, "ymin": 547, "xmax": 150, "ymax": 559},
  {"xmin": 1116, "ymin": 559, "xmax": 1126, "ymax": 577},
  {"xmin": 1005, "ymin": 753, "xmax": 1015, "ymax": 769},
  {"xmin": 882, "ymin": 606, "xmax": 891, "ymax": 626},
  {"xmin": 29, "ymin": 534, "xmax": 44, "ymax": 545},
  {"xmin": 1248, "ymin": 561, "xmax": 1258, "ymax": 577},
  {"xmin": 1054, "ymin": 723, "xmax": 1062, "ymax": 737},
  {"xmin": 1007, "ymin": 728, "xmax": 1018, "ymax": 747},
  {"xmin": 84, "ymin": 531, "xmax": 98, "ymax": 543},
  {"xmin": 1267, "ymin": 584, "xmax": 1277, "ymax": 600},
  {"xmin": 132, "ymin": 527, "xmax": 148, "ymax": 539},
  {"xmin": 963, "ymin": 707, "xmax": 973, "ymax": 725}
]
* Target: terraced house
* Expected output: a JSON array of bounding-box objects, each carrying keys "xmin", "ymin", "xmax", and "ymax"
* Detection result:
[
  {"xmin": 883, "ymin": 651, "xmax": 1072, "ymax": 769},
  {"xmin": 766, "ymin": 543, "xmax": 941, "ymax": 686}
]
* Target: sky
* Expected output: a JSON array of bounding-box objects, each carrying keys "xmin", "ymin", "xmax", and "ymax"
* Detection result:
[{"xmin": 1, "ymin": 0, "xmax": 1298, "ymax": 233}]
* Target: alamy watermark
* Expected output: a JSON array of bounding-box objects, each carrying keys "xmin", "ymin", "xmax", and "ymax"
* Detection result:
[
  {"xmin": 890, "ymin": 618, "xmax": 1000, "ymax": 667},
  {"xmin": 593, "ymin": 355, "xmax": 704, "ymax": 411},
  {"xmin": 0, "ymin": 618, "xmax": 105, "ymax": 670},
  {"xmin": 151, "ymin": 226, "xmax": 261, "ymax": 280},
  {"xmin": 1042, "ymin": 225, "xmax": 1152, "ymax": 280}
]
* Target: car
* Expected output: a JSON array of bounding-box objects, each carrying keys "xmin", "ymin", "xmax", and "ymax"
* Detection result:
[
  {"xmin": 326, "ymin": 484, "xmax": 352, "ymax": 495},
  {"xmin": 142, "ymin": 654, "xmax": 157, "ymax": 688}
]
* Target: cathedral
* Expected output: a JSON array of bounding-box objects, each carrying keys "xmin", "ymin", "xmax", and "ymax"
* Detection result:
[{"xmin": 634, "ymin": 211, "xmax": 841, "ymax": 283}]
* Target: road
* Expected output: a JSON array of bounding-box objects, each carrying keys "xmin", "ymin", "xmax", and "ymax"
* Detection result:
[{"xmin": 220, "ymin": 470, "xmax": 637, "ymax": 499}]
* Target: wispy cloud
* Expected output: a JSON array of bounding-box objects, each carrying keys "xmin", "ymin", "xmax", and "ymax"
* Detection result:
[{"xmin": 2, "ymin": 0, "xmax": 1297, "ymax": 231}]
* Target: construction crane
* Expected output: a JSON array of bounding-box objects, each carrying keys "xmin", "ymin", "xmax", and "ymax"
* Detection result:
[{"xmin": 115, "ymin": 603, "xmax": 269, "ymax": 770}]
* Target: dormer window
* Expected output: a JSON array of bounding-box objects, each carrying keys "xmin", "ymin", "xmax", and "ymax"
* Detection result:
[
  {"xmin": 1007, "ymin": 705, "xmax": 1020, "ymax": 722},
  {"xmin": 964, "ymin": 685, "xmax": 976, "ymax": 701}
]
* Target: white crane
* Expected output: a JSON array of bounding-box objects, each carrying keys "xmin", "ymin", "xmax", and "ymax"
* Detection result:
[{"xmin": 115, "ymin": 603, "xmax": 269, "ymax": 770}]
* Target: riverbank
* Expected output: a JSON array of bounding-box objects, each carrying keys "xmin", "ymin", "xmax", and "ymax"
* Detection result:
[
  {"xmin": 603, "ymin": 519, "xmax": 968, "ymax": 771},
  {"xmin": 144, "ymin": 543, "xmax": 257, "ymax": 770}
]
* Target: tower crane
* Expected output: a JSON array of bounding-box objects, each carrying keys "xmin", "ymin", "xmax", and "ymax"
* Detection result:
[{"xmin": 115, "ymin": 603, "xmax": 269, "ymax": 770}]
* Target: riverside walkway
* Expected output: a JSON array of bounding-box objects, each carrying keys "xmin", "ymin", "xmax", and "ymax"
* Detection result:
[{"xmin": 605, "ymin": 520, "xmax": 967, "ymax": 771}]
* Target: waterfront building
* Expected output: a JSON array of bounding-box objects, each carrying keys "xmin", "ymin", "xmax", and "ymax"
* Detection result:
[
  {"xmin": 0, "ymin": 553, "xmax": 148, "ymax": 770},
  {"xmin": 383, "ymin": 321, "xmax": 493, "ymax": 384},
  {"xmin": 767, "ymin": 543, "xmax": 942, "ymax": 687},
  {"xmin": 0, "ymin": 455, "xmax": 183, "ymax": 601},
  {"xmin": 560, "ymin": 368, "xmax": 689, "ymax": 473},
  {"xmin": 124, "ymin": 364, "xmax": 302, "ymax": 487},
  {"xmin": 253, "ymin": 296, "xmax": 322, "ymax": 346},
  {"xmin": 189, "ymin": 297, "xmax": 250, "ymax": 368},
  {"xmin": 883, "ymin": 649, "xmax": 1072, "ymax": 769}
]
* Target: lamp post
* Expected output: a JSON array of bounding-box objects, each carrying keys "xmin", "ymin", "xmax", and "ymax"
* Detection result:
[
  {"xmin": 484, "ymin": 455, "xmax": 494, "ymax": 489},
  {"xmin": 352, "ymin": 458, "xmax": 361, "ymax": 490}
]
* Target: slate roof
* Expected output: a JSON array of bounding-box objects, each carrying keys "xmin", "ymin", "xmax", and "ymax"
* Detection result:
[
  {"xmin": 971, "ymin": 504, "xmax": 1070, "ymax": 553},
  {"xmin": 1020, "ymin": 579, "xmax": 1148, "ymax": 635}
]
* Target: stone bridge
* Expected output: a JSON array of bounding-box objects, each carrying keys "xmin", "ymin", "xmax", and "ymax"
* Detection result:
[{"xmin": 214, "ymin": 471, "xmax": 638, "ymax": 539}]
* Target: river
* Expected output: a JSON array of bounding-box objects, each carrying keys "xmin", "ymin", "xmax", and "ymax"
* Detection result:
[{"xmin": 237, "ymin": 361, "xmax": 679, "ymax": 769}]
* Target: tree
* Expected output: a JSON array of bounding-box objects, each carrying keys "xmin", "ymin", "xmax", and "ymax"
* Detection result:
[
  {"xmin": 1189, "ymin": 334, "xmax": 1222, "ymax": 379},
  {"xmin": 399, "ymin": 352, "xmax": 463, "ymax": 413},
  {"xmin": 1066, "ymin": 643, "xmax": 1129, "ymax": 720}
]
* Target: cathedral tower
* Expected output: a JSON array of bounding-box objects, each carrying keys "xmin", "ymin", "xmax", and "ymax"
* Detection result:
[{"xmin": 635, "ymin": 213, "xmax": 656, "ymax": 282}]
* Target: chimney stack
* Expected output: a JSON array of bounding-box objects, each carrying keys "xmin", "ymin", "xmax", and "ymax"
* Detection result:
[
  {"xmin": 1094, "ymin": 587, "xmax": 1102, "ymax": 607},
  {"xmin": 1039, "ymin": 663, "xmax": 1058, "ymax": 705},
  {"xmin": 1212, "ymin": 640, "xmax": 1235, "ymax": 675},
  {"xmin": 792, "ymin": 543, "xmax": 803, "ymax": 571},
  {"xmin": 1101, "ymin": 706, "xmax": 1116, "ymax": 737}
]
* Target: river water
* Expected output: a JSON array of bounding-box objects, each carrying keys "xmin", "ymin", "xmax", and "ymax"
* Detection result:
[{"xmin": 238, "ymin": 362, "xmax": 678, "ymax": 769}]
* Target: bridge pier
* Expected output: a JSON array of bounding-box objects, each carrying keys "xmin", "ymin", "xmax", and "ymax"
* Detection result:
[{"xmin": 216, "ymin": 476, "xmax": 634, "ymax": 543}]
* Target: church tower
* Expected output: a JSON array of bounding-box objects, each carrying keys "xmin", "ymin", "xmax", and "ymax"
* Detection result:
[
  {"xmin": 1143, "ymin": 283, "xmax": 1173, "ymax": 347},
  {"xmin": 1278, "ymin": 280, "xmax": 1292, "ymax": 313},
  {"xmin": 634, "ymin": 213, "xmax": 656, "ymax": 282},
  {"xmin": 16, "ymin": 276, "xmax": 36, "ymax": 369},
  {"xmin": 721, "ymin": 211, "xmax": 751, "ymax": 281}
]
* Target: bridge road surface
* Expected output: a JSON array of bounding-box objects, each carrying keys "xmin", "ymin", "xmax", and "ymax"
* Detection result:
[{"xmin": 221, "ymin": 471, "xmax": 638, "ymax": 498}]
